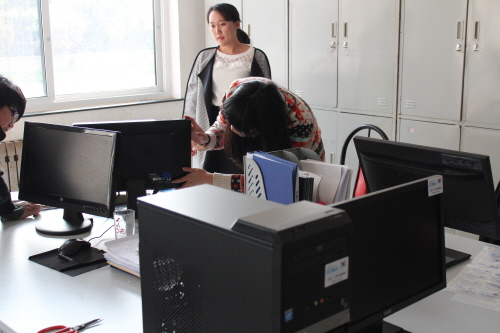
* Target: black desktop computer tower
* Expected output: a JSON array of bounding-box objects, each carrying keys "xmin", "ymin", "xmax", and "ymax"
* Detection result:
[{"xmin": 138, "ymin": 185, "xmax": 351, "ymax": 333}]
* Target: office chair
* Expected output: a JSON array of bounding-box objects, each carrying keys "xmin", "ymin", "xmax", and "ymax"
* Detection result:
[{"xmin": 339, "ymin": 124, "xmax": 389, "ymax": 197}]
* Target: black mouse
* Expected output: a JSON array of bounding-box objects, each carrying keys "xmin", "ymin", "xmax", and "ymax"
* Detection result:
[{"xmin": 58, "ymin": 239, "xmax": 91, "ymax": 256}]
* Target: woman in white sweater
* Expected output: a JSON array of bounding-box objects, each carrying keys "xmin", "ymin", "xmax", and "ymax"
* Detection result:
[{"xmin": 182, "ymin": 3, "xmax": 271, "ymax": 173}]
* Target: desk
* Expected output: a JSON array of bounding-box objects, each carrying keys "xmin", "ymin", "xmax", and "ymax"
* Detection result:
[
  {"xmin": 386, "ymin": 234, "xmax": 500, "ymax": 333},
  {"xmin": 0, "ymin": 209, "xmax": 142, "ymax": 333},
  {"xmin": 1, "ymin": 209, "xmax": 499, "ymax": 333}
]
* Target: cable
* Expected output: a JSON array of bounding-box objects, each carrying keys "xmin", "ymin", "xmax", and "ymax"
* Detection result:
[{"xmin": 87, "ymin": 218, "xmax": 113, "ymax": 243}]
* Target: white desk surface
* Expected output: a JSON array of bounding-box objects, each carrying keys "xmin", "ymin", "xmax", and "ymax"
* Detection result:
[
  {"xmin": 1, "ymin": 209, "xmax": 499, "ymax": 333},
  {"xmin": 0, "ymin": 209, "xmax": 142, "ymax": 333}
]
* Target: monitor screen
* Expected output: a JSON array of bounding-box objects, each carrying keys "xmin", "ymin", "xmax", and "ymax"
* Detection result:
[
  {"xmin": 19, "ymin": 122, "xmax": 119, "ymax": 236},
  {"xmin": 353, "ymin": 136, "xmax": 500, "ymax": 241},
  {"xmin": 73, "ymin": 119, "xmax": 191, "ymax": 212},
  {"xmin": 333, "ymin": 177, "xmax": 446, "ymax": 333}
]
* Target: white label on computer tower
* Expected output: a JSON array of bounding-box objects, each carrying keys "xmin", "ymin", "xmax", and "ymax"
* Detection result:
[
  {"xmin": 428, "ymin": 175, "xmax": 443, "ymax": 197},
  {"xmin": 325, "ymin": 257, "xmax": 349, "ymax": 288}
]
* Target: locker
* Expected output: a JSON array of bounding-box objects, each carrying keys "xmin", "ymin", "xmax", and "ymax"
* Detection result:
[
  {"xmin": 289, "ymin": 0, "xmax": 338, "ymax": 110},
  {"xmin": 338, "ymin": 0, "xmax": 399, "ymax": 114},
  {"xmin": 243, "ymin": 0, "xmax": 288, "ymax": 87},
  {"xmin": 398, "ymin": 119, "xmax": 460, "ymax": 151},
  {"xmin": 464, "ymin": 0, "xmax": 500, "ymax": 126},
  {"xmin": 313, "ymin": 109, "xmax": 338, "ymax": 164},
  {"xmin": 399, "ymin": 0, "xmax": 467, "ymax": 121}
]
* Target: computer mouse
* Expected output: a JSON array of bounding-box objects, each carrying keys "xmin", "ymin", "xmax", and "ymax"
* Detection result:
[{"xmin": 58, "ymin": 239, "xmax": 91, "ymax": 256}]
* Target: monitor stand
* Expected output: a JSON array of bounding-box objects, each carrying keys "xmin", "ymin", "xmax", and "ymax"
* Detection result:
[
  {"xmin": 35, "ymin": 209, "xmax": 93, "ymax": 236},
  {"xmin": 126, "ymin": 179, "xmax": 147, "ymax": 216},
  {"xmin": 445, "ymin": 247, "xmax": 471, "ymax": 268}
]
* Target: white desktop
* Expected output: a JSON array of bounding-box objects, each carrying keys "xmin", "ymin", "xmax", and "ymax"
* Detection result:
[{"xmin": 1, "ymin": 207, "xmax": 499, "ymax": 333}]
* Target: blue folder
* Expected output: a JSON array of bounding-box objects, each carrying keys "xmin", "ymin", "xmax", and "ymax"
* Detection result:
[{"xmin": 250, "ymin": 151, "xmax": 298, "ymax": 205}]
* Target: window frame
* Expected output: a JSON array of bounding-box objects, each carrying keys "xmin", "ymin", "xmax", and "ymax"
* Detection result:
[{"xmin": 23, "ymin": 0, "xmax": 173, "ymax": 113}]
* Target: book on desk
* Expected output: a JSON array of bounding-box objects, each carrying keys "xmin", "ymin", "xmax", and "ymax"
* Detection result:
[{"xmin": 104, "ymin": 234, "xmax": 140, "ymax": 277}]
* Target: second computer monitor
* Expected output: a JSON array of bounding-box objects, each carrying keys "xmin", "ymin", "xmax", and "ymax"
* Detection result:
[
  {"xmin": 354, "ymin": 136, "xmax": 500, "ymax": 241},
  {"xmin": 73, "ymin": 119, "xmax": 191, "ymax": 212}
]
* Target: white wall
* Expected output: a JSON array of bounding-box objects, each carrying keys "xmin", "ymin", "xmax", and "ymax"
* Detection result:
[{"xmin": 7, "ymin": 0, "xmax": 206, "ymax": 141}]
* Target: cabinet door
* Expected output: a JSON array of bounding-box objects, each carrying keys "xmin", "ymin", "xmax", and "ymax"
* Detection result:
[
  {"xmin": 398, "ymin": 119, "xmax": 460, "ymax": 151},
  {"xmin": 338, "ymin": 0, "xmax": 399, "ymax": 115},
  {"xmin": 464, "ymin": 0, "xmax": 500, "ymax": 126},
  {"xmin": 242, "ymin": 0, "xmax": 288, "ymax": 87},
  {"xmin": 289, "ymin": 0, "xmax": 338, "ymax": 110},
  {"xmin": 205, "ymin": 0, "xmax": 242, "ymax": 47},
  {"xmin": 462, "ymin": 127, "xmax": 500, "ymax": 186},
  {"xmin": 399, "ymin": 0, "xmax": 467, "ymax": 121},
  {"xmin": 313, "ymin": 109, "xmax": 338, "ymax": 164}
]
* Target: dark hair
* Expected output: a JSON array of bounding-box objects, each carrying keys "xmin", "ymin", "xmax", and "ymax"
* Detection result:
[
  {"xmin": 0, "ymin": 75, "xmax": 26, "ymax": 119},
  {"xmin": 206, "ymin": 3, "xmax": 251, "ymax": 44},
  {"xmin": 222, "ymin": 80, "xmax": 291, "ymax": 167}
]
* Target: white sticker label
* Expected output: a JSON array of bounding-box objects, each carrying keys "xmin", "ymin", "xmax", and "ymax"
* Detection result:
[
  {"xmin": 428, "ymin": 175, "xmax": 443, "ymax": 197},
  {"xmin": 325, "ymin": 257, "xmax": 349, "ymax": 288}
]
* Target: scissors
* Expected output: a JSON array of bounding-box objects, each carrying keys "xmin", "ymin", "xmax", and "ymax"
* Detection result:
[{"xmin": 38, "ymin": 318, "xmax": 102, "ymax": 333}]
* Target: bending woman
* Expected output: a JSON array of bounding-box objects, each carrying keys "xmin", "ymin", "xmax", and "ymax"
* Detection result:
[
  {"xmin": 183, "ymin": 3, "xmax": 271, "ymax": 172},
  {"xmin": 175, "ymin": 77, "xmax": 324, "ymax": 193}
]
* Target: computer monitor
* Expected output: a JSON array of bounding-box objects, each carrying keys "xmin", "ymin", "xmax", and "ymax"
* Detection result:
[
  {"xmin": 73, "ymin": 119, "xmax": 191, "ymax": 213},
  {"xmin": 19, "ymin": 122, "xmax": 119, "ymax": 236},
  {"xmin": 333, "ymin": 177, "xmax": 446, "ymax": 333},
  {"xmin": 354, "ymin": 136, "xmax": 500, "ymax": 266}
]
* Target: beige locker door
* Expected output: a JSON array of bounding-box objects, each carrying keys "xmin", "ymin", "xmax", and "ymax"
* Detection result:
[
  {"xmin": 398, "ymin": 119, "xmax": 461, "ymax": 151},
  {"xmin": 313, "ymin": 109, "xmax": 338, "ymax": 164}
]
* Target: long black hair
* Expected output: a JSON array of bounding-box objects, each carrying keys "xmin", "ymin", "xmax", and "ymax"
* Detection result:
[
  {"xmin": 222, "ymin": 80, "xmax": 291, "ymax": 167},
  {"xmin": 206, "ymin": 3, "xmax": 250, "ymax": 44}
]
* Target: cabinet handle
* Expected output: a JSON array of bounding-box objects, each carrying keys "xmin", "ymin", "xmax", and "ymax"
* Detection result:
[
  {"xmin": 332, "ymin": 22, "xmax": 337, "ymax": 38},
  {"xmin": 343, "ymin": 22, "xmax": 348, "ymax": 38},
  {"xmin": 474, "ymin": 21, "xmax": 480, "ymax": 40},
  {"xmin": 456, "ymin": 21, "xmax": 464, "ymax": 40},
  {"xmin": 247, "ymin": 24, "xmax": 251, "ymax": 38}
]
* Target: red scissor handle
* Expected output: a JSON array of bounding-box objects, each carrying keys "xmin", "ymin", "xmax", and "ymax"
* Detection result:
[{"xmin": 37, "ymin": 326, "xmax": 77, "ymax": 333}]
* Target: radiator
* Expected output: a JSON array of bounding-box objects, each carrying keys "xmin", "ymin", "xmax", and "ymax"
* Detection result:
[{"xmin": 0, "ymin": 140, "xmax": 23, "ymax": 192}]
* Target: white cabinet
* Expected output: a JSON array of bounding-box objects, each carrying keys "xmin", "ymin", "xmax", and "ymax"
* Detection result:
[
  {"xmin": 313, "ymin": 109, "xmax": 338, "ymax": 164},
  {"xmin": 338, "ymin": 0, "xmax": 400, "ymax": 115},
  {"xmin": 399, "ymin": 0, "xmax": 467, "ymax": 121},
  {"xmin": 289, "ymin": 0, "xmax": 338, "ymax": 110},
  {"xmin": 464, "ymin": 0, "xmax": 500, "ymax": 126},
  {"xmin": 398, "ymin": 119, "xmax": 461, "ymax": 151},
  {"xmin": 242, "ymin": 0, "xmax": 288, "ymax": 87}
]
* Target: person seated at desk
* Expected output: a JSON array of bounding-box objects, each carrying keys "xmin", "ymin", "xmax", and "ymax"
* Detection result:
[
  {"xmin": 0, "ymin": 75, "xmax": 41, "ymax": 220},
  {"xmin": 174, "ymin": 77, "xmax": 325, "ymax": 192}
]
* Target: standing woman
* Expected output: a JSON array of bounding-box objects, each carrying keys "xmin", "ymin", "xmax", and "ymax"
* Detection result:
[{"xmin": 183, "ymin": 3, "xmax": 271, "ymax": 173}]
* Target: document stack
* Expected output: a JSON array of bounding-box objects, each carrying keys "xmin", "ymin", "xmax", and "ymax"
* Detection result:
[
  {"xmin": 244, "ymin": 148, "xmax": 352, "ymax": 205},
  {"xmin": 104, "ymin": 234, "xmax": 140, "ymax": 277}
]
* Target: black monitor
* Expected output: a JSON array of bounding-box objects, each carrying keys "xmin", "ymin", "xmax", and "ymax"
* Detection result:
[
  {"xmin": 333, "ymin": 177, "xmax": 446, "ymax": 333},
  {"xmin": 73, "ymin": 119, "xmax": 191, "ymax": 213},
  {"xmin": 354, "ymin": 136, "xmax": 500, "ymax": 266},
  {"xmin": 19, "ymin": 122, "xmax": 119, "ymax": 236}
]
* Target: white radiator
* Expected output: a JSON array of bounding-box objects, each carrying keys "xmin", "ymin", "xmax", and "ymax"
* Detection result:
[{"xmin": 0, "ymin": 140, "xmax": 23, "ymax": 192}]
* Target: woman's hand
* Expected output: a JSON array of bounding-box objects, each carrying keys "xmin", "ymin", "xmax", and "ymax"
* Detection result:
[
  {"xmin": 184, "ymin": 115, "xmax": 209, "ymax": 145},
  {"xmin": 172, "ymin": 167, "xmax": 214, "ymax": 189},
  {"xmin": 20, "ymin": 202, "xmax": 42, "ymax": 219}
]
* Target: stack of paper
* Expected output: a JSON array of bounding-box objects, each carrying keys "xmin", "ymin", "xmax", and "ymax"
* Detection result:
[
  {"xmin": 300, "ymin": 160, "xmax": 352, "ymax": 204},
  {"xmin": 104, "ymin": 234, "xmax": 140, "ymax": 277}
]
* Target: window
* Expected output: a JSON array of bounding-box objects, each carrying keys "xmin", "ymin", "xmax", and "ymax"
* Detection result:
[{"xmin": 0, "ymin": 0, "xmax": 170, "ymax": 112}]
